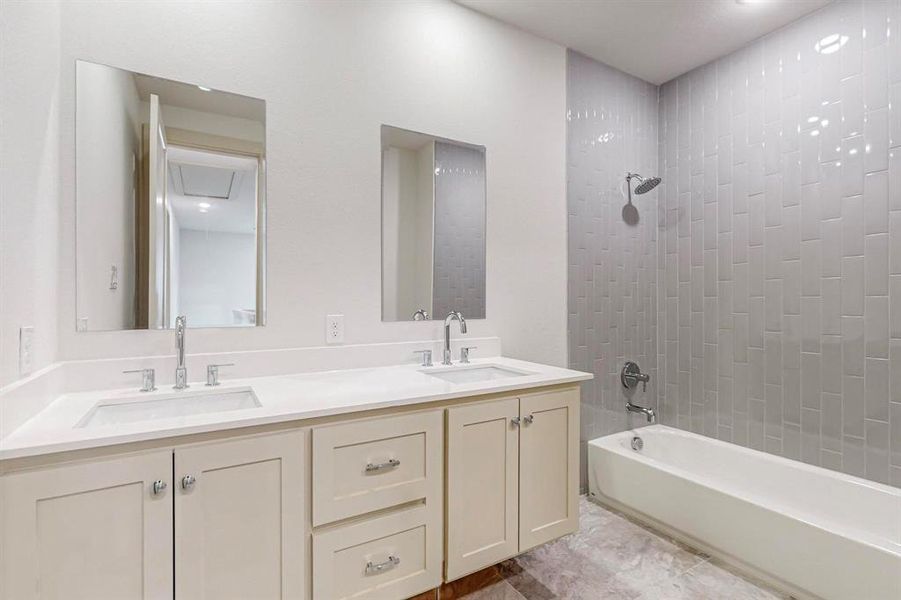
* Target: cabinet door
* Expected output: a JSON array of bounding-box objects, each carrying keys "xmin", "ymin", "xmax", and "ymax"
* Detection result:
[
  {"xmin": 445, "ymin": 397, "xmax": 519, "ymax": 581},
  {"xmin": 1, "ymin": 451, "xmax": 173, "ymax": 600},
  {"xmin": 519, "ymin": 388, "xmax": 580, "ymax": 551},
  {"xmin": 174, "ymin": 431, "xmax": 304, "ymax": 600}
]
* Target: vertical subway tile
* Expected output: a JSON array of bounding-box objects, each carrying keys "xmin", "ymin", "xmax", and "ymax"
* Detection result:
[
  {"xmin": 865, "ymin": 233, "xmax": 889, "ymax": 296},
  {"xmin": 646, "ymin": 2, "xmax": 894, "ymax": 484},
  {"xmin": 865, "ymin": 357, "xmax": 890, "ymax": 422},
  {"xmin": 865, "ymin": 295, "xmax": 890, "ymax": 358}
]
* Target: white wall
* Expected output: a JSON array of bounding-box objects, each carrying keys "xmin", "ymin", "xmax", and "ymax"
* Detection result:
[
  {"xmin": 0, "ymin": 0, "xmax": 61, "ymax": 387},
  {"xmin": 75, "ymin": 60, "xmax": 141, "ymax": 332},
  {"xmin": 177, "ymin": 229, "xmax": 256, "ymax": 328},
  {"xmin": 54, "ymin": 1, "xmax": 568, "ymax": 367},
  {"xmin": 382, "ymin": 144, "xmax": 434, "ymax": 321}
]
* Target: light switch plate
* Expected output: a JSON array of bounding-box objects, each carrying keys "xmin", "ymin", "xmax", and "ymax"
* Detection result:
[
  {"xmin": 19, "ymin": 326, "xmax": 34, "ymax": 376},
  {"xmin": 326, "ymin": 314, "xmax": 344, "ymax": 344}
]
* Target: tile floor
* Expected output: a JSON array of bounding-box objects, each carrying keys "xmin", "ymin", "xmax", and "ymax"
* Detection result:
[{"xmin": 455, "ymin": 497, "xmax": 791, "ymax": 600}]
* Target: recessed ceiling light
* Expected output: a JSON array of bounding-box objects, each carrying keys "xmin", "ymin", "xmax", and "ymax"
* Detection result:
[
  {"xmin": 198, "ymin": 202, "xmax": 211, "ymax": 209},
  {"xmin": 197, "ymin": 85, "xmax": 212, "ymax": 92},
  {"xmin": 198, "ymin": 208, "xmax": 209, "ymax": 213}
]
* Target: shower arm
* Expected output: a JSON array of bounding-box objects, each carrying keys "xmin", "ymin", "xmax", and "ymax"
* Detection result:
[{"xmin": 625, "ymin": 172, "xmax": 643, "ymax": 204}]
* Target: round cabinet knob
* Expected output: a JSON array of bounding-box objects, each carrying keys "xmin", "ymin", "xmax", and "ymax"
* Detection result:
[
  {"xmin": 511, "ymin": 416, "xmax": 521, "ymax": 427},
  {"xmin": 181, "ymin": 474, "xmax": 196, "ymax": 490},
  {"xmin": 151, "ymin": 480, "xmax": 167, "ymax": 496},
  {"xmin": 523, "ymin": 414, "xmax": 534, "ymax": 425}
]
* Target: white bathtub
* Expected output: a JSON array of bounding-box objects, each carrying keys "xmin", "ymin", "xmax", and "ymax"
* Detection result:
[{"xmin": 588, "ymin": 425, "xmax": 901, "ymax": 600}]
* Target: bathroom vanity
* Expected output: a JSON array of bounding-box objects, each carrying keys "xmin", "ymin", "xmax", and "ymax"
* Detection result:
[{"xmin": 0, "ymin": 358, "xmax": 589, "ymax": 600}]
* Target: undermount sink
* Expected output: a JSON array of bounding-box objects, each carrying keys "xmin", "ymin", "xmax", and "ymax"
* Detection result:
[
  {"xmin": 424, "ymin": 365, "xmax": 533, "ymax": 384},
  {"xmin": 78, "ymin": 388, "xmax": 260, "ymax": 428}
]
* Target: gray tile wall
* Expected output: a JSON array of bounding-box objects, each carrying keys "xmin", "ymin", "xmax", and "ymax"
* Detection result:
[
  {"xmin": 566, "ymin": 50, "xmax": 660, "ymax": 487},
  {"xmin": 433, "ymin": 141, "xmax": 486, "ymax": 319},
  {"xmin": 656, "ymin": 0, "xmax": 901, "ymax": 486}
]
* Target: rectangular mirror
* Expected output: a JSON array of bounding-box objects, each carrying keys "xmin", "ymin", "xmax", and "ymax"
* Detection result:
[
  {"xmin": 381, "ymin": 126, "xmax": 486, "ymax": 322},
  {"xmin": 75, "ymin": 60, "xmax": 266, "ymax": 331}
]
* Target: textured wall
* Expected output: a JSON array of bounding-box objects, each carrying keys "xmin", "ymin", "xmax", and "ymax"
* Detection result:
[
  {"xmin": 0, "ymin": 0, "xmax": 61, "ymax": 387},
  {"xmin": 566, "ymin": 50, "xmax": 659, "ymax": 486},
  {"xmin": 656, "ymin": 0, "xmax": 901, "ymax": 486},
  {"xmin": 52, "ymin": 1, "xmax": 568, "ymax": 370},
  {"xmin": 432, "ymin": 141, "xmax": 486, "ymax": 319}
]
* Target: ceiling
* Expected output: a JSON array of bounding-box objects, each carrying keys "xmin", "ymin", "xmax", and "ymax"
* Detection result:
[
  {"xmin": 457, "ymin": 0, "xmax": 832, "ymax": 84},
  {"xmin": 167, "ymin": 146, "xmax": 258, "ymax": 235}
]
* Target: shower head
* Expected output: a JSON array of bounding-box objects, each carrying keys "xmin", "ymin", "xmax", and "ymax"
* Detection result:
[
  {"xmin": 634, "ymin": 176, "xmax": 661, "ymax": 195},
  {"xmin": 625, "ymin": 172, "xmax": 662, "ymax": 203}
]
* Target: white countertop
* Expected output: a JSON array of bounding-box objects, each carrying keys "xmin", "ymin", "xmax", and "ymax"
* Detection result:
[{"xmin": 0, "ymin": 357, "xmax": 591, "ymax": 461}]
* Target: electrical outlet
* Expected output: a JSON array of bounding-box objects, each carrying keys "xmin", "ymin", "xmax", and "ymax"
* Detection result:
[
  {"xmin": 19, "ymin": 326, "xmax": 34, "ymax": 377},
  {"xmin": 326, "ymin": 314, "xmax": 344, "ymax": 344}
]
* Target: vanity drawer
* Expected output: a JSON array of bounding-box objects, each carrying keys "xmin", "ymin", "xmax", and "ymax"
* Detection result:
[
  {"xmin": 311, "ymin": 409, "xmax": 443, "ymax": 525},
  {"xmin": 312, "ymin": 504, "xmax": 441, "ymax": 600}
]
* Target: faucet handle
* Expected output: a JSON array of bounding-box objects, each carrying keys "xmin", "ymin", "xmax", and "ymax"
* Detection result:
[
  {"xmin": 205, "ymin": 363, "xmax": 234, "ymax": 387},
  {"xmin": 123, "ymin": 368, "xmax": 156, "ymax": 392},
  {"xmin": 413, "ymin": 350, "xmax": 433, "ymax": 367},
  {"xmin": 460, "ymin": 346, "xmax": 478, "ymax": 364}
]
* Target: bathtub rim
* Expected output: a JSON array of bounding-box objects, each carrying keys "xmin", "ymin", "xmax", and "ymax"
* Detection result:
[{"xmin": 588, "ymin": 424, "xmax": 901, "ymax": 557}]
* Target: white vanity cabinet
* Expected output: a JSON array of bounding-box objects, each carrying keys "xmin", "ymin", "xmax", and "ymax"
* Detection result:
[
  {"xmin": 445, "ymin": 387, "xmax": 580, "ymax": 581},
  {"xmin": 1, "ymin": 451, "xmax": 174, "ymax": 600},
  {"xmin": 310, "ymin": 410, "xmax": 444, "ymax": 600},
  {"xmin": 174, "ymin": 431, "xmax": 305, "ymax": 600},
  {"xmin": 0, "ymin": 381, "xmax": 582, "ymax": 600},
  {"xmin": 0, "ymin": 431, "xmax": 304, "ymax": 600}
]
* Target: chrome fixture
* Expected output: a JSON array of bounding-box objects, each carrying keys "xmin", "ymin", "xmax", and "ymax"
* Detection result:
[
  {"xmin": 443, "ymin": 311, "xmax": 467, "ymax": 365},
  {"xmin": 151, "ymin": 480, "xmax": 167, "ymax": 496},
  {"xmin": 181, "ymin": 474, "xmax": 196, "ymax": 490},
  {"xmin": 625, "ymin": 172, "xmax": 661, "ymax": 203},
  {"xmin": 174, "ymin": 315, "xmax": 188, "ymax": 389},
  {"xmin": 365, "ymin": 458, "xmax": 401, "ymax": 473},
  {"xmin": 512, "ymin": 414, "xmax": 534, "ymax": 427},
  {"xmin": 205, "ymin": 363, "xmax": 234, "ymax": 387},
  {"xmin": 631, "ymin": 435, "xmax": 644, "ymax": 451},
  {"xmin": 623, "ymin": 360, "xmax": 655, "ymax": 422},
  {"xmin": 621, "ymin": 360, "xmax": 650, "ymax": 392},
  {"xmin": 123, "ymin": 368, "xmax": 156, "ymax": 392},
  {"xmin": 627, "ymin": 402, "xmax": 656, "ymax": 423},
  {"xmin": 365, "ymin": 555, "xmax": 400, "ymax": 575},
  {"xmin": 412, "ymin": 308, "xmax": 430, "ymax": 321},
  {"xmin": 460, "ymin": 346, "xmax": 477, "ymax": 364},
  {"xmin": 414, "ymin": 349, "xmax": 433, "ymax": 367}
]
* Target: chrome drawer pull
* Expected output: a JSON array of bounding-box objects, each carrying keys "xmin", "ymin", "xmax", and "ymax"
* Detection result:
[
  {"xmin": 365, "ymin": 458, "xmax": 400, "ymax": 473},
  {"xmin": 365, "ymin": 555, "xmax": 400, "ymax": 575}
]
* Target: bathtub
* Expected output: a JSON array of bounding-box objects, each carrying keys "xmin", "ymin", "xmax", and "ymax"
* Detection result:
[{"xmin": 588, "ymin": 425, "xmax": 901, "ymax": 600}]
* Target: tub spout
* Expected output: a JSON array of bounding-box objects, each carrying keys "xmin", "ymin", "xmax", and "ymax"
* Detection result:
[{"xmin": 627, "ymin": 402, "xmax": 656, "ymax": 423}]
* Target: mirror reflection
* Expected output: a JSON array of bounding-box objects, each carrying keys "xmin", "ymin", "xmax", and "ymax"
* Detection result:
[
  {"xmin": 75, "ymin": 60, "xmax": 266, "ymax": 331},
  {"xmin": 381, "ymin": 126, "xmax": 486, "ymax": 322}
]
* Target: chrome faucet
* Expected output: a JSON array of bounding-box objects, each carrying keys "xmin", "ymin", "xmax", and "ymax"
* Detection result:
[
  {"xmin": 443, "ymin": 311, "xmax": 467, "ymax": 365},
  {"xmin": 174, "ymin": 315, "xmax": 188, "ymax": 389},
  {"xmin": 627, "ymin": 403, "xmax": 656, "ymax": 423}
]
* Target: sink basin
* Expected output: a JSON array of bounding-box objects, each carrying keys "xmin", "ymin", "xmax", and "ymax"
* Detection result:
[
  {"xmin": 424, "ymin": 365, "xmax": 532, "ymax": 384},
  {"xmin": 78, "ymin": 388, "xmax": 260, "ymax": 428}
]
